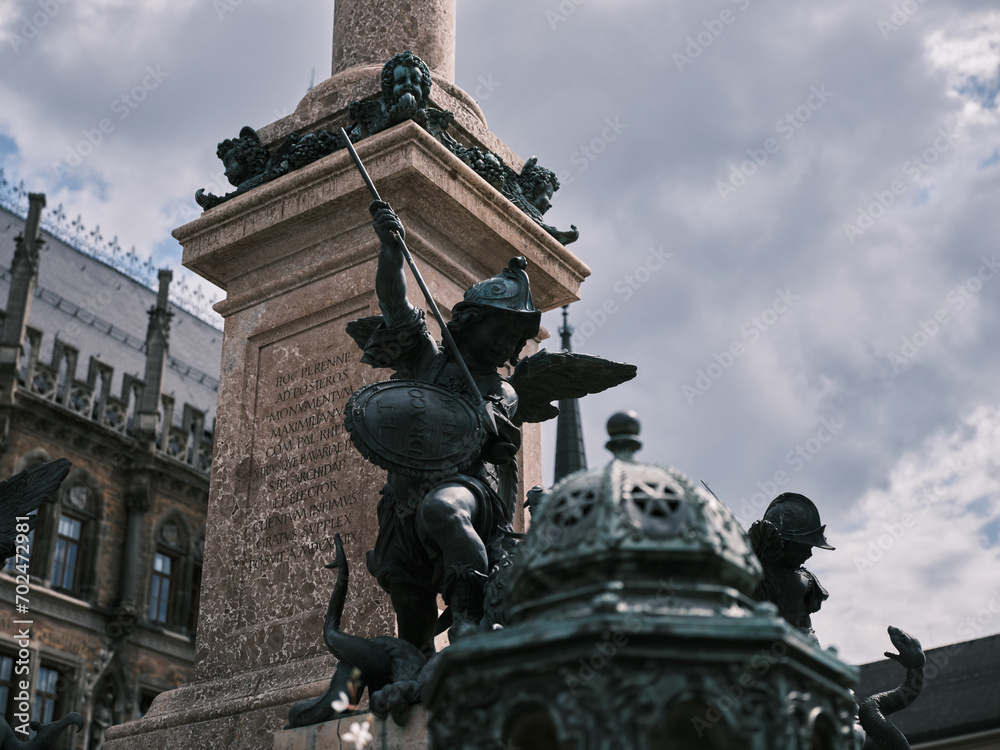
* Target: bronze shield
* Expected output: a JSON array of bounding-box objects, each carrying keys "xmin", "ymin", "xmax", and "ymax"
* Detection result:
[{"xmin": 344, "ymin": 380, "xmax": 486, "ymax": 478}]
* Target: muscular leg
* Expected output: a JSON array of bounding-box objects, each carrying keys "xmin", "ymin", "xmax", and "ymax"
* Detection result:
[
  {"xmin": 415, "ymin": 483, "xmax": 489, "ymax": 577},
  {"xmin": 416, "ymin": 484, "xmax": 489, "ymax": 637},
  {"xmin": 388, "ymin": 581, "xmax": 438, "ymax": 656}
]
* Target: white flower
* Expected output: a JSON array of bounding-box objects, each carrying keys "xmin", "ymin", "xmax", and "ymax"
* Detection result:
[
  {"xmin": 343, "ymin": 720, "xmax": 373, "ymax": 749},
  {"xmin": 330, "ymin": 691, "xmax": 351, "ymax": 713}
]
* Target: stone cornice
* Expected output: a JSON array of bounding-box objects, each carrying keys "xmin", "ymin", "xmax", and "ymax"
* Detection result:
[
  {"xmin": 0, "ymin": 576, "xmax": 195, "ymax": 663},
  {"xmin": 9, "ymin": 391, "xmax": 209, "ymax": 504},
  {"xmin": 131, "ymin": 623, "xmax": 195, "ymax": 663},
  {"xmin": 0, "ymin": 574, "xmax": 105, "ymax": 631},
  {"xmin": 176, "ymin": 121, "xmax": 590, "ymax": 314}
]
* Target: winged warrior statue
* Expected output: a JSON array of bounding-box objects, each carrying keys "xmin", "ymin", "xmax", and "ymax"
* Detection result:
[{"xmin": 344, "ymin": 202, "xmax": 635, "ymax": 658}]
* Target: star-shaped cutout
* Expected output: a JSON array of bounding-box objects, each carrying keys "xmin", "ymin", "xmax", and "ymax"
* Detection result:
[
  {"xmin": 552, "ymin": 491, "xmax": 596, "ymax": 526},
  {"xmin": 633, "ymin": 484, "xmax": 680, "ymax": 518}
]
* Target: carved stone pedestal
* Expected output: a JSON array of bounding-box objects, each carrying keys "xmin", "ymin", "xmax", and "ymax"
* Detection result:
[
  {"xmin": 273, "ymin": 707, "xmax": 427, "ymax": 750},
  {"xmin": 104, "ymin": 121, "xmax": 588, "ymax": 750}
]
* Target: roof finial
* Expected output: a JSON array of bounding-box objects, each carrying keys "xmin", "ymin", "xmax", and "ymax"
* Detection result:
[{"xmin": 605, "ymin": 411, "xmax": 641, "ymax": 460}]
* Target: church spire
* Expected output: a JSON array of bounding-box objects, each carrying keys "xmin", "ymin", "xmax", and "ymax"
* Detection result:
[{"xmin": 554, "ymin": 305, "xmax": 587, "ymax": 482}]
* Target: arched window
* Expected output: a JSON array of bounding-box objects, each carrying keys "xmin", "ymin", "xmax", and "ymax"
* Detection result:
[
  {"xmin": 649, "ymin": 698, "xmax": 739, "ymax": 750},
  {"xmin": 147, "ymin": 514, "xmax": 197, "ymax": 634},
  {"xmin": 502, "ymin": 703, "xmax": 575, "ymax": 750},
  {"xmin": 0, "ymin": 652, "xmax": 17, "ymax": 726},
  {"xmin": 3, "ymin": 450, "xmax": 54, "ymax": 577},
  {"xmin": 32, "ymin": 665, "xmax": 61, "ymax": 726},
  {"xmin": 808, "ymin": 709, "xmax": 839, "ymax": 750},
  {"xmin": 149, "ymin": 552, "xmax": 175, "ymax": 624},
  {"xmin": 29, "ymin": 465, "xmax": 103, "ymax": 601},
  {"xmin": 51, "ymin": 515, "xmax": 83, "ymax": 591},
  {"xmin": 2, "ymin": 527, "xmax": 32, "ymax": 576}
]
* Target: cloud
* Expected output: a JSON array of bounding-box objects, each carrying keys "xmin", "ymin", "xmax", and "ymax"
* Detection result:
[
  {"xmin": 925, "ymin": 11, "xmax": 1000, "ymax": 110},
  {"xmin": 1, "ymin": 0, "xmax": 999, "ymax": 665},
  {"xmin": 811, "ymin": 401, "xmax": 1000, "ymax": 664}
]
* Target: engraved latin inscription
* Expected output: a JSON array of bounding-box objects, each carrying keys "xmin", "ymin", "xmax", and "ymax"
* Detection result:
[{"xmin": 242, "ymin": 349, "xmax": 369, "ymax": 573}]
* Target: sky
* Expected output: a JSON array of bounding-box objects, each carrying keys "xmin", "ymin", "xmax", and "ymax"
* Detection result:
[{"xmin": 1, "ymin": 0, "xmax": 999, "ymax": 666}]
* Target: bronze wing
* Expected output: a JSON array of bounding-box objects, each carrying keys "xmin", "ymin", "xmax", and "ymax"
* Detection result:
[
  {"xmin": 507, "ymin": 349, "xmax": 637, "ymax": 425},
  {"xmin": 0, "ymin": 457, "xmax": 72, "ymax": 563}
]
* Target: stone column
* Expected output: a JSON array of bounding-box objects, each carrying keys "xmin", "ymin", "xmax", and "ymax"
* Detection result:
[
  {"xmin": 135, "ymin": 270, "xmax": 173, "ymax": 442},
  {"xmin": 119, "ymin": 478, "xmax": 151, "ymax": 612},
  {"xmin": 332, "ymin": 0, "xmax": 456, "ymax": 81},
  {"xmin": 105, "ymin": 121, "xmax": 589, "ymax": 750},
  {"xmin": 258, "ymin": 0, "xmax": 500, "ymax": 164}
]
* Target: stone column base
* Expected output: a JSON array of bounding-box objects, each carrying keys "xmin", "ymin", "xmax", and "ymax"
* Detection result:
[
  {"xmin": 274, "ymin": 707, "xmax": 427, "ymax": 750},
  {"xmin": 115, "ymin": 119, "xmax": 587, "ymax": 750},
  {"xmin": 103, "ymin": 656, "xmax": 334, "ymax": 749}
]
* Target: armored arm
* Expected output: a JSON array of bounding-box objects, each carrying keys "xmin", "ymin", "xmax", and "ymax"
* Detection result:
[{"xmin": 371, "ymin": 201, "xmax": 418, "ymax": 328}]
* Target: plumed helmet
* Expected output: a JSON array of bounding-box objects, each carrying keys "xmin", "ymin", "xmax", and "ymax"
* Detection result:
[
  {"xmin": 763, "ymin": 493, "xmax": 834, "ymax": 550},
  {"xmin": 456, "ymin": 256, "xmax": 541, "ymax": 336}
]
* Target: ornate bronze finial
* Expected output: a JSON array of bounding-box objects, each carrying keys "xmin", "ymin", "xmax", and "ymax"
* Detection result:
[{"xmin": 605, "ymin": 410, "xmax": 641, "ymax": 460}]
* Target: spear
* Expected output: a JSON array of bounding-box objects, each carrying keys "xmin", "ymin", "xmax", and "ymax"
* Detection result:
[{"xmin": 339, "ymin": 128, "xmax": 498, "ymax": 437}]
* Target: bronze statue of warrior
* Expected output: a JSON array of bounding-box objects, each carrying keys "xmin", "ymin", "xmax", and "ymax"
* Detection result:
[
  {"xmin": 748, "ymin": 492, "xmax": 834, "ymax": 641},
  {"xmin": 345, "ymin": 201, "xmax": 635, "ymax": 656},
  {"xmin": 352, "ymin": 201, "xmax": 539, "ymax": 653}
]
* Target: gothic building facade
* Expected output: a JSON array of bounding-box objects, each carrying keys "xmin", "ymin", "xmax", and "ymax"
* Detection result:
[{"xmin": 0, "ymin": 182, "xmax": 221, "ymax": 749}]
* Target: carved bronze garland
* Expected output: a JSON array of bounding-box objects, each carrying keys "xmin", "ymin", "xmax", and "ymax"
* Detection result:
[{"xmin": 195, "ymin": 51, "xmax": 578, "ymax": 245}]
